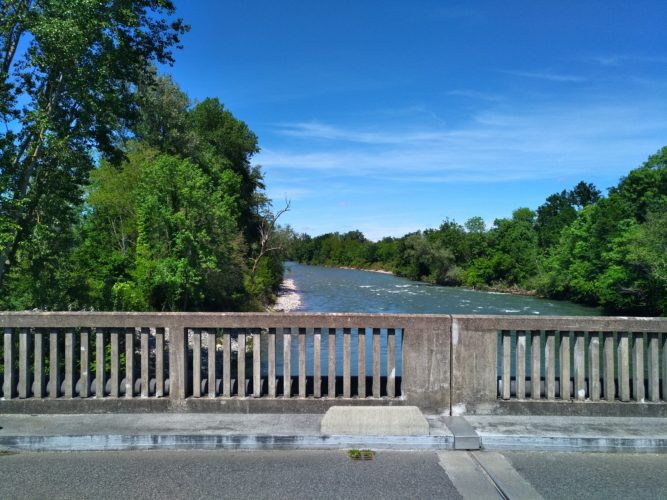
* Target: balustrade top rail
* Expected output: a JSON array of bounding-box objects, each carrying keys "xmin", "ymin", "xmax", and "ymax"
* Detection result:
[
  {"xmin": 0, "ymin": 311, "xmax": 447, "ymax": 329},
  {"xmin": 1, "ymin": 311, "xmax": 665, "ymax": 330}
]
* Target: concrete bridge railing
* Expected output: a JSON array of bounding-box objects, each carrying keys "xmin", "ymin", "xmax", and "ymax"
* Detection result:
[{"xmin": 1, "ymin": 312, "xmax": 666, "ymax": 416}]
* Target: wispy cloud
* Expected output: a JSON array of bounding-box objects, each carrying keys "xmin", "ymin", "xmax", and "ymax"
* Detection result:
[
  {"xmin": 502, "ymin": 70, "xmax": 586, "ymax": 82},
  {"xmin": 446, "ymin": 89, "xmax": 503, "ymax": 102},
  {"xmin": 587, "ymin": 54, "xmax": 667, "ymax": 66},
  {"xmin": 260, "ymin": 99, "xmax": 666, "ymax": 184},
  {"xmin": 275, "ymin": 121, "xmax": 452, "ymax": 145}
]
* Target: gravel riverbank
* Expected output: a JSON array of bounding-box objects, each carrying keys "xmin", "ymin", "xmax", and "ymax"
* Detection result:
[{"xmin": 270, "ymin": 278, "xmax": 302, "ymax": 312}]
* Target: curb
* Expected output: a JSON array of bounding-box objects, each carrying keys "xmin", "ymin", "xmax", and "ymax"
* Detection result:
[{"xmin": 0, "ymin": 434, "xmax": 454, "ymax": 452}]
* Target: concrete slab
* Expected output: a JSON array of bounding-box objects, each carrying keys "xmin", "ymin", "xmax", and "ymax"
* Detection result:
[
  {"xmin": 320, "ymin": 406, "xmax": 429, "ymax": 436},
  {"xmin": 0, "ymin": 412, "xmax": 452, "ymax": 452},
  {"xmin": 467, "ymin": 415, "xmax": 667, "ymax": 453},
  {"xmin": 2, "ymin": 412, "xmax": 667, "ymax": 453},
  {"xmin": 443, "ymin": 416, "xmax": 480, "ymax": 450},
  {"xmin": 472, "ymin": 451, "xmax": 543, "ymax": 499},
  {"xmin": 0, "ymin": 413, "xmax": 322, "ymax": 436},
  {"xmin": 438, "ymin": 451, "xmax": 501, "ymax": 499}
]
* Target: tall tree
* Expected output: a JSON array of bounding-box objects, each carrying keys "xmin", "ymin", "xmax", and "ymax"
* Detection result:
[{"xmin": 0, "ymin": 0, "xmax": 187, "ymax": 291}]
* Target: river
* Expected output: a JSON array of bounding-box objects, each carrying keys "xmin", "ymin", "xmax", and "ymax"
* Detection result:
[{"xmin": 282, "ymin": 261, "xmax": 600, "ymax": 316}]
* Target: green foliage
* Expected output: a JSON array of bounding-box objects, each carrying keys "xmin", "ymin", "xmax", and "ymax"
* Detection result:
[
  {"xmin": 0, "ymin": 0, "xmax": 188, "ymax": 297},
  {"xmin": 2, "ymin": 58, "xmax": 282, "ymax": 311}
]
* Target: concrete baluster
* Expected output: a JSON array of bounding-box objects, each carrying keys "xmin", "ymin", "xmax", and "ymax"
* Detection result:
[
  {"xmin": 3, "ymin": 328, "xmax": 15, "ymax": 399},
  {"xmin": 155, "ymin": 328, "xmax": 165, "ymax": 397},
  {"xmin": 192, "ymin": 328, "xmax": 201, "ymax": 398},
  {"xmin": 373, "ymin": 328, "xmax": 381, "ymax": 398},
  {"xmin": 140, "ymin": 327, "xmax": 149, "ymax": 398},
  {"xmin": 531, "ymin": 330, "xmax": 541, "ymax": 400},
  {"xmin": 559, "ymin": 332, "xmax": 571, "ymax": 400},
  {"xmin": 268, "ymin": 328, "xmax": 276, "ymax": 398},
  {"xmin": 328, "ymin": 328, "xmax": 336, "ymax": 398},
  {"xmin": 34, "ymin": 329, "xmax": 46, "ymax": 398},
  {"xmin": 95, "ymin": 329, "xmax": 105, "ymax": 398},
  {"xmin": 343, "ymin": 327, "xmax": 351, "ymax": 398},
  {"xmin": 18, "ymin": 327, "xmax": 31, "ymax": 399},
  {"xmin": 50, "ymin": 330, "xmax": 60, "ymax": 399},
  {"xmin": 64, "ymin": 329, "xmax": 75, "ymax": 398},
  {"xmin": 223, "ymin": 328, "xmax": 231, "ymax": 397},
  {"xmin": 545, "ymin": 330, "xmax": 556, "ymax": 400},
  {"xmin": 238, "ymin": 330, "xmax": 246, "ymax": 397},
  {"xmin": 574, "ymin": 331, "xmax": 585, "ymax": 400},
  {"xmin": 647, "ymin": 332, "xmax": 659, "ymax": 402},
  {"xmin": 632, "ymin": 332, "xmax": 644, "ymax": 402},
  {"xmin": 387, "ymin": 328, "xmax": 396, "ymax": 398},
  {"xmin": 110, "ymin": 329, "xmax": 120, "ymax": 398},
  {"xmin": 589, "ymin": 332, "xmax": 600, "ymax": 401},
  {"xmin": 124, "ymin": 328, "xmax": 135, "ymax": 398},
  {"xmin": 253, "ymin": 329, "xmax": 261, "ymax": 398},
  {"xmin": 313, "ymin": 328, "xmax": 321, "ymax": 398},
  {"xmin": 283, "ymin": 328, "xmax": 291, "ymax": 398},
  {"xmin": 298, "ymin": 327, "xmax": 306, "ymax": 398},
  {"xmin": 207, "ymin": 329, "xmax": 217, "ymax": 398},
  {"xmin": 516, "ymin": 331, "xmax": 526, "ymax": 399},
  {"xmin": 357, "ymin": 327, "xmax": 366, "ymax": 398},
  {"xmin": 501, "ymin": 330, "xmax": 511, "ymax": 400},
  {"xmin": 603, "ymin": 332, "xmax": 615, "ymax": 401},
  {"xmin": 80, "ymin": 328, "xmax": 90, "ymax": 398}
]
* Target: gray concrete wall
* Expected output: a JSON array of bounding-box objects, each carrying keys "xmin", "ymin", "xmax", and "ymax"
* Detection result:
[{"xmin": 2, "ymin": 312, "xmax": 667, "ymax": 416}]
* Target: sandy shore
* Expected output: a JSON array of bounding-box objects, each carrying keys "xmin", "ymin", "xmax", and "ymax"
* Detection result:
[{"xmin": 270, "ymin": 278, "xmax": 302, "ymax": 312}]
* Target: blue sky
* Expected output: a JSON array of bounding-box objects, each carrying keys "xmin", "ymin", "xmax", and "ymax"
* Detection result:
[{"xmin": 168, "ymin": 1, "xmax": 666, "ymax": 240}]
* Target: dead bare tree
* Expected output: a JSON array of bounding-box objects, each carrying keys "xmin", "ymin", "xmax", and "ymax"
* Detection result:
[{"xmin": 249, "ymin": 200, "xmax": 291, "ymax": 285}]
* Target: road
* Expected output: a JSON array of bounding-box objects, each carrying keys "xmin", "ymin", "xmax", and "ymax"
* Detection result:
[{"xmin": 1, "ymin": 449, "xmax": 666, "ymax": 499}]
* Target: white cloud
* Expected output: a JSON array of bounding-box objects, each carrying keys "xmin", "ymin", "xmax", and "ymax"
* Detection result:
[
  {"xmin": 502, "ymin": 70, "xmax": 586, "ymax": 82},
  {"xmin": 587, "ymin": 54, "xmax": 667, "ymax": 66},
  {"xmin": 259, "ymin": 99, "xmax": 666, "ymax": 184},
  {"xmin": 446, "ymin": 89, "xmax": 503, "ymax": 102}
]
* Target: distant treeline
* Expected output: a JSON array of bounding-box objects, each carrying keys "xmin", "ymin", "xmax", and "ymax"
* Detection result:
[{"xmin": 286, "ymin": 148, "xmax": 667, "ymax": 316}]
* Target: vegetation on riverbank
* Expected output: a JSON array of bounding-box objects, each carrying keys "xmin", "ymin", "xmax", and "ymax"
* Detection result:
[
  {"xmin": 0, "ymin": 3, "xmax": 284, "ymax": 312},
  {"xmin": 286, "ymin": 147, "xmax": 667, "ymax": 316}
]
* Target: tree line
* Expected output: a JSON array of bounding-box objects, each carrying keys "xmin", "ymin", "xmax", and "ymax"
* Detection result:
[
  {"xmin": 287, "ymin": 148, "xmax": 667, "ymax": 316},
  {"xmin": 0, "ymin": 1, "xmax": 284, "ymax": 311}
]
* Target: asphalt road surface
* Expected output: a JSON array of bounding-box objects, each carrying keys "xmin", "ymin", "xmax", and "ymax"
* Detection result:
[
  {"xmin": 0, "ymin": 449, "xmax": 460, "ymax": 500},
  {"xmin": 1, "ymin": 449, "xmax": 666, "ymax": 499}
]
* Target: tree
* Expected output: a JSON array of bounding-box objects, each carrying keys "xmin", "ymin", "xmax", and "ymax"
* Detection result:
[
  {"xmin": 467, "ymin": 208, "xmax": 538, "ymax": 287},
  {"xmin": 249, "ymin": 200, "xmax": 290, "ymax": 287},
  {"xmin": 134, "ymin": 70, "xmax": 194, "ymax": 155},
  {"xmin": 464, "ymin": 216, "xmax": 485, "ymax": 234},
  {"xmin": 570, "ymin": 181, "xmax": 601, "ymax": 209},
  {"xmin": 535, "ymin": 190, "xmax": 577, "ymax": 249},
  {"xmin": 0, "ymin": 0, "xmax": 187, "ymax": 292},
  {"xmin": 187, "ymin": 98, "xmax": 264, "ymax": 244},
  {"xmin": 612, "ymin": 146, "xmax": 667, "ymax": 222},
  {"xmin": 628, "ymin": 210, "xmax": 667, "ymax": 314}
]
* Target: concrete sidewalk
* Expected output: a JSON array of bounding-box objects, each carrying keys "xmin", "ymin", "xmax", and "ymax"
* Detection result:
[{"xmin": 1, "ymin": 412, "xmax": 666, "ymax": 453}]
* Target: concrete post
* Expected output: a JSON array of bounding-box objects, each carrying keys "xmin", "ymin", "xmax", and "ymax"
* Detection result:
[
  {"xmin": 168, "ymin": 321, "xmax": 188, "ymax": 402},
  {"xmin": 402, "ymin": 316, "xmax": 451, "ymax": 415},
  {"xmin": 450, "ymin": 317, "xmax": 497, "ymax": 415}
]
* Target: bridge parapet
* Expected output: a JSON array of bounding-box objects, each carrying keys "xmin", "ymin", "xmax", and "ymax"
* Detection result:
[{"xmin": 1, "ymin": 312, "xmax": 665, "ymax": 416}]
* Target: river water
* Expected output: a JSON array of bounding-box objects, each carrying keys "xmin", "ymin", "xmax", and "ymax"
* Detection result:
[
  {"xmin": 270, "ymin": 263, "xmax": 599, "ymax": 378},
  {"xmin": 284, "ymin": 262, "xmax": 600, "ymax": 316}
]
